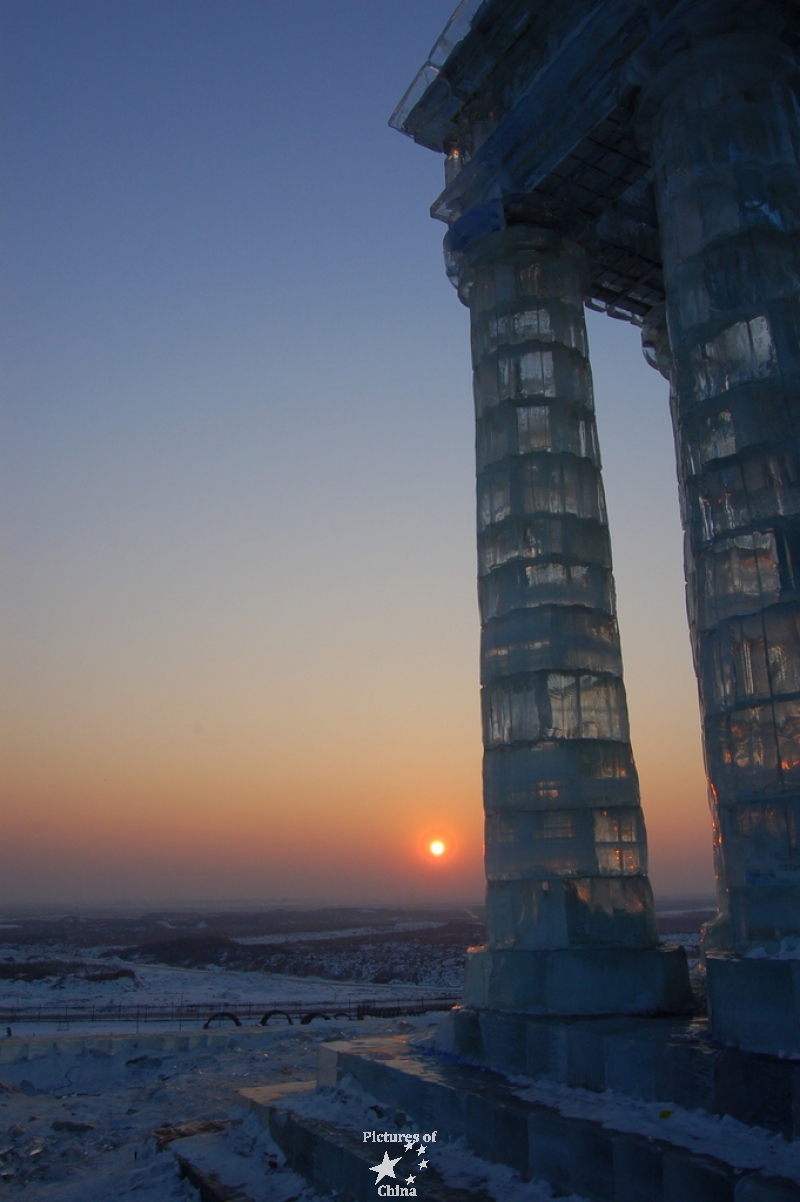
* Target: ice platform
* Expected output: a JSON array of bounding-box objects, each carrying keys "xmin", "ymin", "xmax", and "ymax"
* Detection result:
[
  {"xmin": 435, "ymin": 1007, "xmax": 800, "ymax": 1138},
  {"xmin": 464, "ymin": 944, "xmax": 693, "ymax": 1015},
  {"xmin": 707, "ymin": 954, "xmax": 800, "ymax": 1058},
  {"xmin": 238, "ymin": 1029, "xmax": 800, "ymax": 1202}
]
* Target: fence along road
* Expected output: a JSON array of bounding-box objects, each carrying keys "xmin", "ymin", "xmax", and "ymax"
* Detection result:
[{"xmin": 0, "ymin": 993, "xmax": 461, "ymax": 1030}]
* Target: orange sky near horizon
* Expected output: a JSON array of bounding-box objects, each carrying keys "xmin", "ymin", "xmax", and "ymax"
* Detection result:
[{"xmin": 1, "ymin": 442, "xmax": 713, "ymax": 910}]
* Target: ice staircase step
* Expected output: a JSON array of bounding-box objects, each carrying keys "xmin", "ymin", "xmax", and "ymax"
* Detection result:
[
  {"xmin": 241, "ymin": 1083, "xmax": 494, "ymax": 1202},
  {"xmin": 170, "ymin": 1084, "xmax": 318, "ymax": 1202},
  {"xmin": 274, "ymin": 1035, "xmax": 799, "ymax": 1202},
  {"xmin": 172, "ymin": 1136, "xmax": 256, "ymax": 1202}
]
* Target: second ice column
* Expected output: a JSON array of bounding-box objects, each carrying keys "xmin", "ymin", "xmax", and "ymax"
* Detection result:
[{"xmin": 458, "ymin": 227, "xmax": 688, "ymax": 1013}]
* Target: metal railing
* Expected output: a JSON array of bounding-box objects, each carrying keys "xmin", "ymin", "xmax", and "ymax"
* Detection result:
[{"xmin": 0, "ymin": 993, "xmax": 460, "ymax": 1030}]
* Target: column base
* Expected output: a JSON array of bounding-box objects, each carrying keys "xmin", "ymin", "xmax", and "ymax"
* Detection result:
[
  {"xmin": 707, "ymin": 952, "xmax": 800, "ymax": 1056},
  {"xmin": 463, "ymin": 944, "xmax": 693, "ymax": 1016}
]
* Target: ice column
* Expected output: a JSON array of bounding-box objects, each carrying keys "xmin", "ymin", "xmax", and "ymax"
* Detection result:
[
  {"xmin": 642, "ymin": 31, "xmax": 800, "ymax": 1050},
  {"xmin": 458, "ymin": 227, "xmax": 691, "ymax": 1014}
]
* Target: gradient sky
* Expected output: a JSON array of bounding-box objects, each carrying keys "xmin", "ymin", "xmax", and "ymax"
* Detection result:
[{"xmin": 1, "ymin": 0, "xmax": 715, "ymax": 906}]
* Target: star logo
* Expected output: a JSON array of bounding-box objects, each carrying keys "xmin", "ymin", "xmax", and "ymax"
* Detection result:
[
  {"xmin": 405, "ymin": 1175, "xmax": 416, "ymax": 1185},
  {"xmin": 369, "ymin": 1151, "xmax": 402, "ymax": 1184},
  {"xmin": 418, "ymin": 1158, "xmax": 428, "ymax": 1170}
]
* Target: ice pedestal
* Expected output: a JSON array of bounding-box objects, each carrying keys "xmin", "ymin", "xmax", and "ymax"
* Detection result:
[
  {"xmin": 641, "ymin": 27, "xmax": 800, "ymax": 1050},
  {"xmin": 706, "ymin": 952, "xmax": 800, "ymax": 1057},
  {"xmin": 456, "ymin": 226, "xmax": 690, "ymax": 1014},
  {"xmin": 464, "ymin": 944, "xmax": 692, "ymax": 1015}
]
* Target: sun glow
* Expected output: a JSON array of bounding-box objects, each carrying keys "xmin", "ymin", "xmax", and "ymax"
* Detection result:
[{"xmin": 429, "ymin": 840, "xmax": 445, "ymax": 857}]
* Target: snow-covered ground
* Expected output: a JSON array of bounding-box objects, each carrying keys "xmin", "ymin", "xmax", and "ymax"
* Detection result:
[
  {"xmin": 0, "ymin": 953, "xmax": 454, "ymax": 1009},
  {"xmin": 0, "ymin": 1013, "xmax": 413, "ymax": 1198},
  {"xmin": 0, "ymin": 908, "xmax": 471, "ymax": 1038},
  {"xmin": 0, "ymin": 908, "xmax": 479, "ymax": 1026},
  {"xmin": 0, "ymin": 1016, "xmax": 594, "ymax": 1201},
  {"xmin": 233, "ymin": 921, "xmax": 447, "ymax": 946},
  {"xmin": 0, "ymin": 954, "xmax": 456, "ymax": 1040}
]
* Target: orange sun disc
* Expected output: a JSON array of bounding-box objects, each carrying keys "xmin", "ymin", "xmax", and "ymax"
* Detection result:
[{"xmin": 430, "ymin": 840, "xmax": 445, "ymax": 856}]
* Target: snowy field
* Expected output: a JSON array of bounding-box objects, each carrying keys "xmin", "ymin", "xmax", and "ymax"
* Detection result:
[
  {"xmin": 0, "ymin": 954, "xmax": 459, "ymax": 1040},
  {"xmin": 0, "ymin": 1014, "xmax": 427, "ymax": 1199},
  {"xmin": 0, "ymin": 906, "xmax": 477, "ymax": 1039}
]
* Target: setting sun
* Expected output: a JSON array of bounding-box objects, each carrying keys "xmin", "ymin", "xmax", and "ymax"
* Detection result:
[{"xmin": 429, "ymin": 840, "xmax": 445, "ymax": 857}]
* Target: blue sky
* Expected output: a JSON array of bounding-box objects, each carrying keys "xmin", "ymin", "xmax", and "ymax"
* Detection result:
[{"xmin": 1, "ymin": 1, "xmax": 713, "ymax": 904}]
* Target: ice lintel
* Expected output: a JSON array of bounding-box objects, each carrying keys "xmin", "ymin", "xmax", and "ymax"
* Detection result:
[{"xmin": 389, "ymin": 0, "xmax": 489, "ymax": 143}]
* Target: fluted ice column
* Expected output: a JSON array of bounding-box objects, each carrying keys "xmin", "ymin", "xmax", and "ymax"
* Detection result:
[
  {"xmin": 642, "ymin": 28, "xmax": 800, "ymax": 1050},
  {"xmin": 458, "ymin": 227, "xmax": 690, "ymax": 1014}
]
